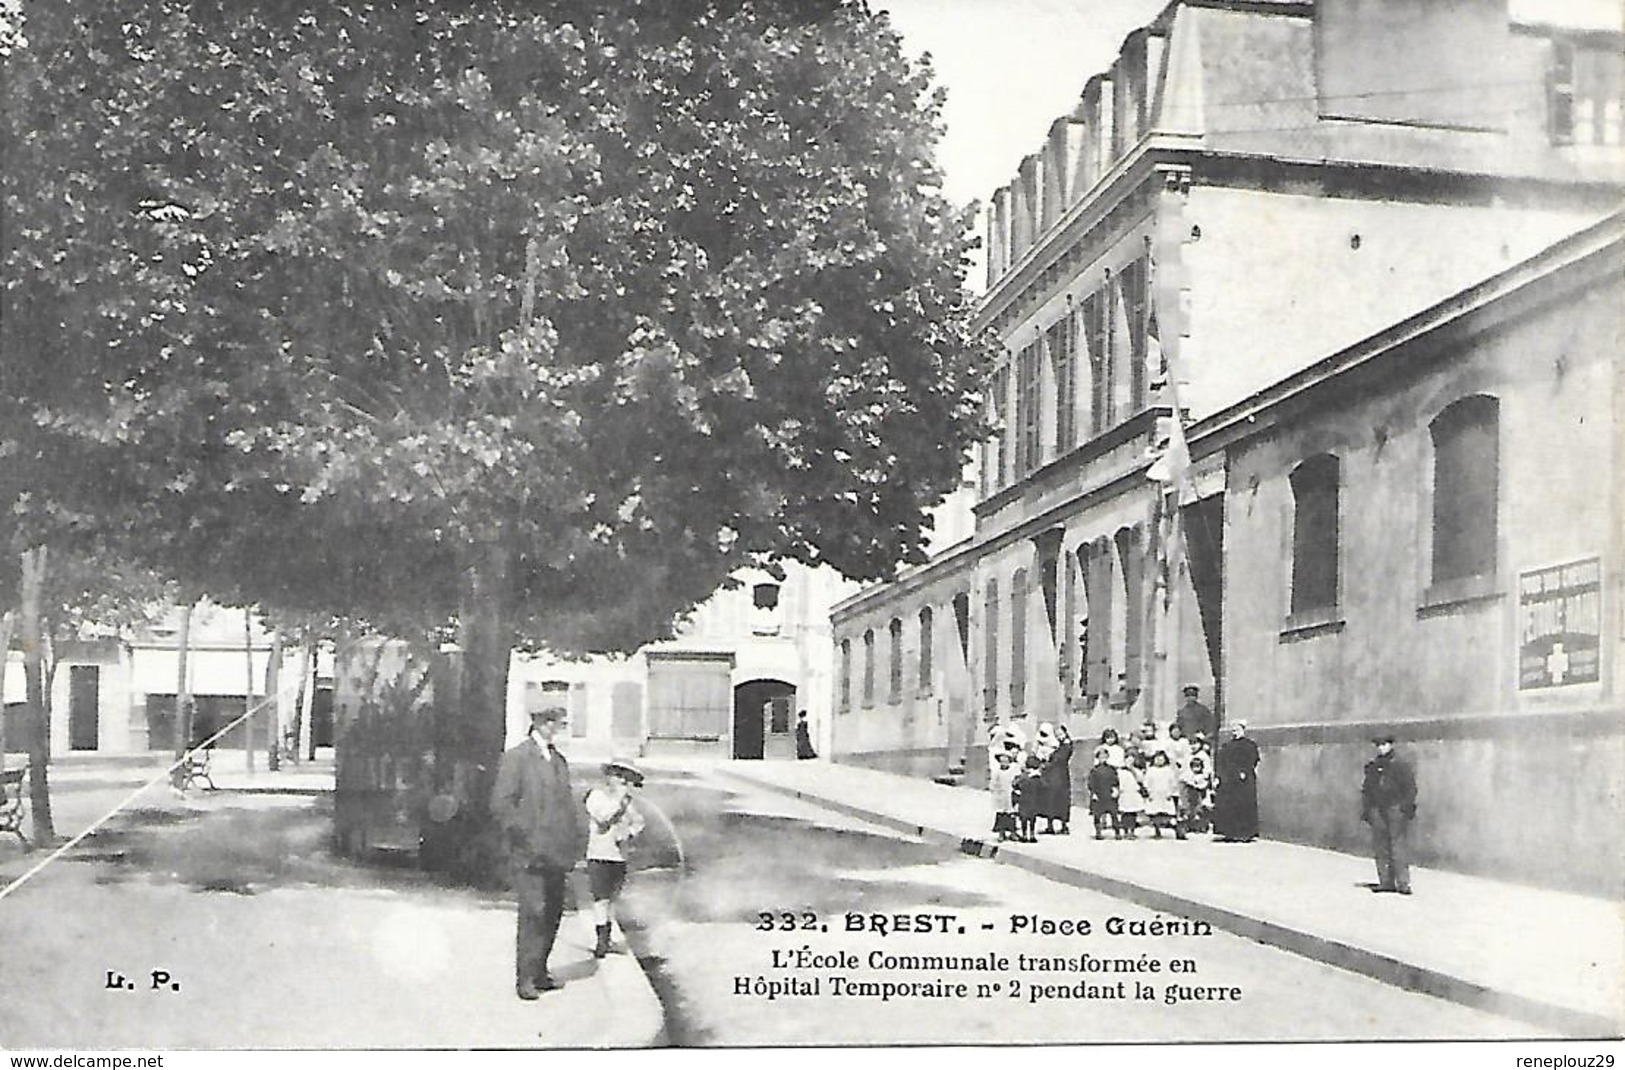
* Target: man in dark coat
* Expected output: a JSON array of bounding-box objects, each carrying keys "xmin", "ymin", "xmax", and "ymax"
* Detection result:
[
  {"xmin": 1175, "ymin": 685, "xmax": 1215, "ymax": 742},
  {"xmin": 1361, "ymin": 734, "xmax": 1417, "ymax": 895},
  {"xmin": 491, "ymin": 703, "xmax": 587, "ymax": 998},
  {"xmin": 1212, "ymin": 721, "xmax": 1260, "ymax": 841}
]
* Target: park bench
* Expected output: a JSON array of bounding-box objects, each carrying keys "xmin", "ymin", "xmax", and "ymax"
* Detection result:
[
  {"xmin": 0, "ymin": 767, "xmax": 27, "ymax": 846},
  {"xmin": 178, "ymin": 748, "xmax": 216, "ymax": 792}
]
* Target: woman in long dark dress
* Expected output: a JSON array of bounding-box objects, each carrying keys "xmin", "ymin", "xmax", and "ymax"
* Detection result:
[
  {"xmin": 1039, "ymin": 724, "xmax": 1075, "ymax": 834},
  {"xmin": 794, "ymin": 710, "xmax": 817, "ymax": 759},
  {"xmin": 1212, "ymin": 721, "xmax": 1260, "ymax": 841}
]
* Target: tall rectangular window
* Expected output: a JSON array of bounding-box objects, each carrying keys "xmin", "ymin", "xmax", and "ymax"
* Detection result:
[
  {"xmin": 1290, "ymin": 455, "xmax": 1341, "ymax": 614},
  {"xmin": 1083, "ymin": 290, "xmax": 1110, "ymax": 436},
  {"xmin": 838, "ymin": 639, "xmax": 851, "ymax": 712},
  {"xmin": 918, "ymin": 606, "xmax": 934, "ymax": 693},
  {"xmin": 1120, "ymin": 257, "xmax": 1149, "ymax": 414},
  {"xmin": 1010, "ymin": 568, "xmax": 1028, "ymax": 711},
  {"xmin": 1116, "ymin": 528, "xmax": 1144, "ymax": 694},
  {"xmin": 1547, "ymin": 42, "xmax": 1624, "ymax": 146},
  {"xmin": 888, "ymin": 618, "xmax": 903, "ymax": 704},
  {"xmin": 983, "ymin": 582, "xmax": 999, "ymax": 714},
  {"xmin": 1431, "ymin": 396, "xmax": 1499, "ymax": 584},
  {"xmin": 1016, "ymin": 342, "xmax": 1042, "ymax": 476},
  {"xmin": 862, "ymin": 629, "xmax": 876, "ymax": 707},
  {"xmin": 1550, "ymin": 41, "xmax": 1577, "ymax": 143},
  {"xmin": 1080, "ymin": 542, "xmax": 1114, "ymax": 699},
  {"xmin": 1048, "ymin": 314, "xmax": 1076, "ymax": 454},
  {"xmin": 953, "ymin": 593, "xmax": 971, "ymax": 665},
  {"xmin": 985, "ymin": 365, "xmax": 1011, "ymax": 495}
]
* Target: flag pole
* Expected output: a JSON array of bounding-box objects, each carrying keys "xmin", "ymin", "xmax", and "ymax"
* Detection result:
[{"xmin": 1146, "ymin": 172, "xmax": 1194, "ymax": 727}]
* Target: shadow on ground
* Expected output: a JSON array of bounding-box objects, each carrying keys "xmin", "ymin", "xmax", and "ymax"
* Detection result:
[
  {"xmin": 625, "ymin": 775, "xmax": 992, "ymax": 922},
  {"xmin": 57, "ymin": 796, "xmax": 507, "ymax": 907}
]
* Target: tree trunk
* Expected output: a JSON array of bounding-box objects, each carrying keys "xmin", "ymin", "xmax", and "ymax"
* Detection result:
[
  {"xmin": 243, "ymin": 609, "xmax": 256, "ymax": 774},
  {"xmin": 20, "ymin": 548, "xmax": 55, "ymax": 843},
  {"xmin": 170, "ymin": 600, "xmax": 195, "ymax": 790},
  {"xmin": 431, "ymin": 540, "xmax": 516, "ymax": 882},
  {"xmin": 296, "ymin": 624, "xmax": 316, "ymax": 763},
  {"xmin": 264, "ymin": 624, "xmax": 282, "ymax": 772},
  {"xmin": 0, "ymin": 610, "xmax": 14, "ymax": 769}
]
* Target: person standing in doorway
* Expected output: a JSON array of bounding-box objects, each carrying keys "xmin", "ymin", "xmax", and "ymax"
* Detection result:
[
  {"xmin": 491, "ymin": 703, "xmax": 587, "ymax": 999},
  {"xmin": 1212, "ymin": 721, "xmax": 1260, "ymax": 842},
  {"xmin": 1361, "ymin": 734, "xmax": 1417, "ymax": 895}
]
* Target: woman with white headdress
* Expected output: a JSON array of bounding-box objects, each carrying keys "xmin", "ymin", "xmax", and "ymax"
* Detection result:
[{"xmin": 1213, "ymin": 720, "xmax": 1261, "ymax": 842}]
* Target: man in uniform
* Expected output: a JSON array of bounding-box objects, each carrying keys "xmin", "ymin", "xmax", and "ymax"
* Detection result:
[
  {"xmin": 491, "ymin": 703, "xmax": 587, "ymax": 998},
  {"xmin": 1361, "ymin": 733, "xmax": 1417, "ymax": 895},
  {"xmin": 1175, "ymin": 685, "xmax": 1215, "ymax": 742}
]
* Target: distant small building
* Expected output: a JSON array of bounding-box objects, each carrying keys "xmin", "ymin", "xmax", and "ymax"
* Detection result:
[
  {"xmin": 3, "ymin": 601, "xmax": 322, "ymax": 758},
  {"xmin": 501, "ymin": 563, "xmax": 858, "ymax": 760}
]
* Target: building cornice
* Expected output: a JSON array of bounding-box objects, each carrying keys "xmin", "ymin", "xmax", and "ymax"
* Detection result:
[
  {"xmin": 974, "ymin": 407, "xmax": 1163, "ymax": 518},
  {"xmin": 830, "ymin": 537, "xmax": 980, "ymax": 623},
  {"xmin": 978, "ymin": 143, "xmax": 1624, "ymax": 341}
]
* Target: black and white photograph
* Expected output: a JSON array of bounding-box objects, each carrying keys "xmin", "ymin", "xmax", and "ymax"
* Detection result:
[{"xmin": 1, "ymin": 0, "xmax": 1622, "ymax": 1060}]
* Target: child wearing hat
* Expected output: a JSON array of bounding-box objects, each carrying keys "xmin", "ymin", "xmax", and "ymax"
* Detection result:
[
  {"xmin": 583, "ymin": 758, "xmax": 647, "ymax": 958},
  {"xmin": 989, "ymin": 749, "xmax": 1019, "ymax": 842},
  {"xmin": 1014, "ymin": 754, "xmax": 1045, "ymax": 843}
]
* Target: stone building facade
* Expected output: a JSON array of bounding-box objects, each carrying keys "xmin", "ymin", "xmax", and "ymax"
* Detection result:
[{"xmin": 829, "ymin": 0, "xmax": 1623, "ymax": 890}]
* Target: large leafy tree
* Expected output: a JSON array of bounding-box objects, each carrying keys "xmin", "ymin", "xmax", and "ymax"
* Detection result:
[{"xmin": 5, "ymin": 0, "xmax": 989, "ymax": 856}]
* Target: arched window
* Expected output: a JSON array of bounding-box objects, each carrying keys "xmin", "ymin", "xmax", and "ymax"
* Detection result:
[
  {"xmin": 918, "ymin": 606, "xmax": 934, "ymax": 693},
  {"xmin": 1011, "ymin": 568, "xmax": 1028, "ymax": 711},
  {"xmin": 953, "ymin": 592, "xmax": 971, "ymax": 663},
  {"xmin": 887, "ymin": 617, "xmax": 904, "ymax": 704},
  {"xmin": 1431, "ymin": 396, "xmax": 1499, "ymax": 584},
  {"xmin": 1078, "ymin": 541, "xmax": 1114, "ymax": 699},
  {"xmin": 862, "ymin": 629, "xmax": 876, "ymax": 707},
  {"xmin": 1290, "ymin": 454, "xmax": 1341, "ymax": 614},
  {"xmin": 1115, "ymin": 527, "xmax": 1143, "ymax": 693}
]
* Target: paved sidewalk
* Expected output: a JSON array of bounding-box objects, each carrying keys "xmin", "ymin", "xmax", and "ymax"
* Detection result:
[
  {"xmin": 0, "ymin": 758, "xmax": 664, "ymax": 1049},
  {"xmin": 715, "ymin": 758, "xmax": 1623, "ymax": 1039}
]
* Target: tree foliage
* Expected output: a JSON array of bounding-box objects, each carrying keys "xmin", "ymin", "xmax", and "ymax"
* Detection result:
[{"xmin": 4, "ymin": 0, "xmax": 990, "ymax": 654}]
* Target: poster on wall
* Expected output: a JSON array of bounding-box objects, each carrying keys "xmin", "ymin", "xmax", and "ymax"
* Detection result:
[{"xmin": 1518, "ymin": 557, "xmax": 1603, "ymax": 690}]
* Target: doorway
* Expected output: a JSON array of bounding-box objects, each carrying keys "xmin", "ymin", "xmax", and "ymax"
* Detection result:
[
  {"xmin": 68, "ymin": 665, "xmax": 100, "ymax": 751},
  {"xmin": 731, "ymin": 679, "xmax": 795, "ymax": 760}
]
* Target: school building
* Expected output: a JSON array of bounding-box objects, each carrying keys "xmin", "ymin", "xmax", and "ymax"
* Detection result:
[{"xmin": 828, "ymin": 0, "xmax": 1625, "ymax": 894}]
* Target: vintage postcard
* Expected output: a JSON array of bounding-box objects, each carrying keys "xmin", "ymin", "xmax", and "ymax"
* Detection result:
[{"xmin": 1, "ymin": 0, "xmax": 1621, "ymax": 1062}]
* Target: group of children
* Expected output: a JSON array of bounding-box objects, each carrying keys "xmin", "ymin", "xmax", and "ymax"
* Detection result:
[
  {"xmin": 1085, "ymin": 722, "xmax": 1214, "ymax": 840},
  {"xmin": 987, "ymin": 722, "xmax": 1075, "ymax": 842},
  {"xmin": 988, "ymin": 719, "xmax": 1216, "ymax": 843},
  {"xmin": 989, "ymin": 749, "xmax": 1048, "ymax": 842}
]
